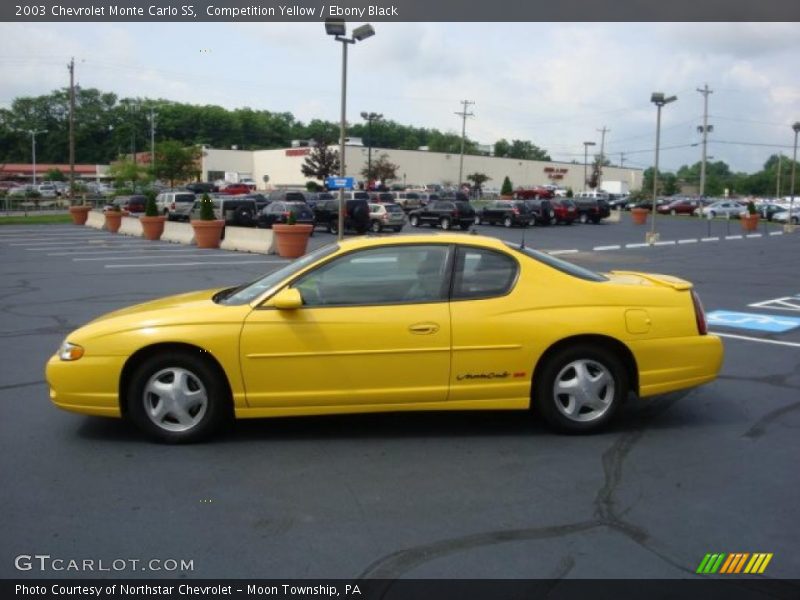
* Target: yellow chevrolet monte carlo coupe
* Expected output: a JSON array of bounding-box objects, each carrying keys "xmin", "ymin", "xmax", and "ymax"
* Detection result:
[{"xmin": 46, "ymin": 234, "xmax": 723, "ymax": 442}]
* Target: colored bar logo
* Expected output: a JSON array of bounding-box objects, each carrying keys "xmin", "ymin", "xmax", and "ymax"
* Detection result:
[{"xmin": 696, "ymin": 553, "xmax": 773, "ymax": 574}]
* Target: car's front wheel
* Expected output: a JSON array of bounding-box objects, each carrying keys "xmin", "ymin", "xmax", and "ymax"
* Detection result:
[
  {"xmin": 126, "ymin": 352, "xmax": 230, "ymax": 443},
  {"xmin": 503, "ymin": 216, "xmax": 513, "ymax": 228},
  {"xmin": 534, "ymin": 344, "xmax": 627, "ymax": 433},
  {"xmin": 579, "ymin": 213, "xmax": 588, "ymax": 224},
  {"xmin": 370, "ymin": 220, "xmax": 383, "ymax": 233},
  {"xmin": 410, "ymin": 215, "xmax": 420, "ymax": 227},
  {"xmin": 440, "ymin": 217, "xmax": 451, "ymax": 230}
]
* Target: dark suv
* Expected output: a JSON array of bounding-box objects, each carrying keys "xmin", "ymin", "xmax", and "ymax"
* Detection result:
[
  {"xmin": 573, "ymin": 197, "xmax": 611, "ymax": 224},
  {"xmin": 475, "ymin": 200, "xmax": 533, "ymax": 227},
  {"xmin": 408, "ymin": 200, "xmax": 476, "ymax": 230},
  {"xmin": 312, "ymin": 198, "xmax": 370, "ymax": 234},
  {"xmin": 257, "ymin": 201, "xmax": 315, "ymax": 229},
  {"xmin": 523, "ymin": 198, "xmax": 556, "ymax": 226}
]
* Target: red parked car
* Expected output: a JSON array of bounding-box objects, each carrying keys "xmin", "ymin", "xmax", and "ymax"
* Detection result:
[
  {"xmin": 514, "ymin": 186, "xmax": 554, "ymax": 200},
  {"xmin": 219, "ymin": 183, "xmax": 252, "ymax": 195},
  {"xmin": 657, "ymin": 198, "xmax": 705, "ymax": 216},
  {"xmin": 552, "ymin": 199, "xmax": 578, "ymax": 224}
]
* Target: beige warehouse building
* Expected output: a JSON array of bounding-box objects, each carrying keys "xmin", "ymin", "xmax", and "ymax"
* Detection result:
[{"xmin": 201, "ymin": 145, "xmax": 643, "ymax": 192}]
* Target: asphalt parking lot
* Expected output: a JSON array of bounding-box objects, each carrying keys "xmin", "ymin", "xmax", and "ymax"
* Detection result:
[{"xmin": 1, "ymin": 215, "xmax": 798, "ymax": 582}]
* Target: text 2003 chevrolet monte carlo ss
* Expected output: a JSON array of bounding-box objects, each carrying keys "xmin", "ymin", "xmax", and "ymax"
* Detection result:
[{"xmin": 46, "ymin": 234, "xmax": 723, "ymax": 443}]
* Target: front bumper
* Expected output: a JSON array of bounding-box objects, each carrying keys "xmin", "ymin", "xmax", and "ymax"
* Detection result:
[{"xmin": 45, "ymin": 354, "xmax": 124, "ymax": 417}]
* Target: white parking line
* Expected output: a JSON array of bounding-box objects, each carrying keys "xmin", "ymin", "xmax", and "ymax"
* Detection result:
[
  {"xmin": 678, "ymin": 239, "xmax": 698, "ymax": 244},
  {"xmin": 625, "ymin": 243, "xmax": 649, "ymax": 248},
  {"xmin": 47, "ymin": 248, "xmax": 198, "ymax": 256},
  {"xmin": 593, "ymin": 245, "xmax": 621, "ymax": 251},
  {"xmin": 26, "ymin": 243, "xmax": 171, "ymax": 251},
  {"xmin": 654, "ymin": 240, "xmax": 676, "ymax": 246},
  {"xmin": 547, "ymin": 249, "xmax": 579, "ymax": 255},
  {"xmin": 769, "ymin": 231, "xmax": 784, "ymax": 236},
  {"xmin": 746, "ymin": 233, "xmax": 762, "ymax": 238},
  {"xmin": 712, "ymin": 331, "xmax": 800, "ymax": 348},
  {"xmin": 76, "ymin": 253, "xmax": 245, "ymax": 261},
  {"xmin": 1, "ymin": 235, "xmax": 111, "ymax": 242},
  {"xmin": 105, "ymin": 260, "xmax": 283, "ymax": 268},
  {"xmin": 725, "ymin": 235, "xmax": 743, "ymax": 240},
  {"xmin": 701, "ymin": 237, "xmax": 720, "ymax": 242}
]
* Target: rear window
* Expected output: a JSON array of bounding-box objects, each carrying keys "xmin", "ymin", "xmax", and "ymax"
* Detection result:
[
  {"xmin": 285, "ymin": 192, "xmax": 306, "ymax": 202},
  {"xmin": 353, "ymin": 192, "xmax": 370, "ymax": 200},
  {"xmin": 175, "ymin": 194, "xmax": 196, "ymax": 203},
  {"xmin": 454, "ymin": 201, "xmax": 473, "ymax": 211},
  {"xmin": 385, "ymin": 204, "xmax": 403, "ymax": 213},
  {"xmin": 505, "ymin": 242, "xmax": 608, "ymax": 282}
]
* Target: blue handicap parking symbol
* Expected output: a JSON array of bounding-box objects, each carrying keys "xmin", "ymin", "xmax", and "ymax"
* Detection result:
[{"xmin": 706, "ymin": 310, "xmax": 800, "ymax": 333}]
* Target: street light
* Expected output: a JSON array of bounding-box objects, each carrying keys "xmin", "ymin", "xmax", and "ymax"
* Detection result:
[
  {"xmin": 325, "ymin": 18, "xmax": 375, "ymax": 240},
  {"xmin": 583, "ymin": 141, "xmax": 596, "ymax": 191},
  {"xmin": 649, "ymin": 92, "xmax": 677, "ymax": 243},
  {"xmin": 360, "ymin": 111, "xmax": 383, "ymax": 188},
  {"xmin": 26, "ymin": 129, "xmax": 47, "ymax": 187},
  {"xmin": 789, "ymin": 121, "xmax": 800, "ymax": 232}
]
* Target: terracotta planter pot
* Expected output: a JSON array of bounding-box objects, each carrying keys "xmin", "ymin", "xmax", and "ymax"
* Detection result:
[
  {"xmin": 104, "ymin": 210, "xmax": 123, "ymax": 233},
  {"xmin": 740, "ymin": 213, "xmax": 759, "ymax": 231},
  {"xmin": 140, "ymin": 215, "xmax": 167, "ymax": 241},
  {"xmin": 273, "ymin": 223, "xmax": 313, "ymax": 258},
  {"xmin": 69, "ymin": 205, "xmax": 91, "ymax": 225},
  {"xmin": 191, "ymin": 219, "xmax": 225, "ymax": 249},
  {"xmin": 631, "ymin": 207, "xmax": 649, "ymax": 225}
]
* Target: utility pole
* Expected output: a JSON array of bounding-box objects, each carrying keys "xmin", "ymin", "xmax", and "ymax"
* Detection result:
[
  {"xmin": 619, "ymin": 152, "xmax": 625, "ymax": 168},
  {"xmin": 68, "ymin": 57, "xmax": 75, "ymax": 203},
  {"xmin": 455, "ymin": 100, "xmax": 474, "ymax": 190},
  {"xmin": 697, "ymin": 84, "xmax": 713, "ymax": 198},
  {"xmin": 148, "ymin": 106, "xmax": 156, "ymax": 176},
  {"xmin": 775, "ymin": 153, "xmax": 782, "ymax": 199},
  {"xmin": 596, "ymin": 126, "xmax": 609, "ymax": 189}
]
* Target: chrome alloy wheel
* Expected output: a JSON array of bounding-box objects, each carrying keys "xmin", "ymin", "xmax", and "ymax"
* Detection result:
[
  {"xmin": 552, "ymin": 359, "xmax": 615, "ymax": 423},
  {"xmin": 143, "ymin": 367, "xmax": 208, "ymax": 433}
]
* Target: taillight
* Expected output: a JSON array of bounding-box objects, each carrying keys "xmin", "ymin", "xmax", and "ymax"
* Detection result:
[{"xmin": 691, "ymin": 289, "xmax": 708, "ymax": 335}]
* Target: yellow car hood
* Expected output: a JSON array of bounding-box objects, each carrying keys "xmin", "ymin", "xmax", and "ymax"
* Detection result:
[{"xmin": 88, "ymin": 288, "xmax": 225, "ymax": 323}]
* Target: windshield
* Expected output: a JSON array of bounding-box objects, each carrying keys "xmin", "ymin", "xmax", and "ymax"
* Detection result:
[
  {"xmin": 217, "ymin": 244, "xmax": 339, "ymax": 305},
  {"xmin": 504, "ymin": 242, "xmax": 608, "ymax": 282}
]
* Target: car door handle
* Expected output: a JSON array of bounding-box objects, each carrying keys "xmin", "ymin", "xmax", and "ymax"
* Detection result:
[{"xmin": 408, "ymin": 322, "xmax": 440, "ymax": 335}]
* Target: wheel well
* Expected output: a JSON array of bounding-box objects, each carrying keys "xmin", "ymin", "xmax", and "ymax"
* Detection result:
[
  {"xmin": 531, "ymin": 335, "xmax": 639, "ymax": 402},
  {"xmin": 118, "ymin": 342, "xmax": 233, "ymax": 416}
]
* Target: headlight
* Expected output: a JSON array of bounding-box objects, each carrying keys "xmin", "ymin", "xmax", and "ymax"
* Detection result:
[{"xmin": 58, "ymin": 342, "xmax": 85, "ymax": 361}]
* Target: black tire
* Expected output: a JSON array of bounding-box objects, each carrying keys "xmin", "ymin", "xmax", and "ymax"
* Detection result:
[
  {"xmin": 410, "ymin": 215, "xmax": 420, "ymax": 227},
  {"xmin": 126, "ymin": 352, "xmax": 231, "ymax": 443},
  {"xmin": 393, "ymin": 226, "xmax": 403, "ymax": 232},
  {"xmin": 709, "ymin": 211, "xmax": 716, "ymax": 218},
  {"xmin": 370, "ymin": 220, "xmax": 383, "ymax": 233},
  {"xmin": 474, "ymin": 215, "xmax": 482, "ymax": 225},
  {"xmin": 440, "ymin": 217, "xmax": 451, "ymax": 230},
  {"xmin": 534, "ymin": 344, "xmax": 627, "ymax": 433},
  {"xmin": 579, "ymin": 213, "xmax": 588, "ymax": 224},
  {"xmin": 328, "ymin": 219, "xmax": 338, "ymax": 235},
  {"xmin": 503, "ymin": 216, "xmax": 513, "ymax": 228}
]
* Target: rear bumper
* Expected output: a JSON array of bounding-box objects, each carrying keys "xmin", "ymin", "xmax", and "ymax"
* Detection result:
[{"xmin": 629, "ymin": 334, "xmax": 724, "ymax": 397}]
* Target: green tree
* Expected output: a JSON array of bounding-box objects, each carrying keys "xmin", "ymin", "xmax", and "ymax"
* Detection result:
[
  {"xmin": 301, "ymin": 142, "xmax": 340, "ymax": 183},
  {"xmin": 45, "ymin": 168, "xmax": 65, "ymax": 181},
  {"xmin": 466, "ymin": 172, "xmax": 490, "ymax": 194},
  {"xmin": 501, "ymin": 176, "xmax": 513, "ymax": 196},
  {"xmin": 494, "ymin": 139, "xmax": 511, "ymax": 157},
  {"xmin": 154, "ymin": 141, "xmax": 200, "ymax": 187},
  {"xmin": 362, "ymin": 153, "xmax": 399, "ymax": 183},
  {"xmin": 108, "ymin": 158, "xmax": 152, "ymax": 193}
]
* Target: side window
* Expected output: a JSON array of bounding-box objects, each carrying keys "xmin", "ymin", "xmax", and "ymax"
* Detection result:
[
  {"xmin": 452, "ymin": 247, "xmax": 518, "ymax": 300},
  {"xmin": 293, "ymin": 245, "xmax": 450, "ymax": 307}
]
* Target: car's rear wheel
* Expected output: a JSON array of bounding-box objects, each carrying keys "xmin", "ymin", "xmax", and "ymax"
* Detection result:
[
  {"xmin": 410, "ymin": 215, "xmax": 420, "ymax": 227},
  {"xmin": 535, "ymin": 344, "xmax": 627, "ymax": 433},
  {"xmin": 126, "ymin": 352, "xmax": 230, "ymax": 443},
  {"xmin": 503, "ymin": 216, "xmax": 513, "ymax": 228},
  {"xmin": 370, "ymin": 220, "xmax": 383, "ymax": 233},
  {"xmin": 440, "ymin": 217, "xmax": 451, "ymax": 230},
  {"xmin": 328, "ymin": 220, "xmax": 338, "ymax": 235},
  {"xmin": 579, "ymin": 213, "xmax": 588, "ymax": 224},
  {"xmin": 474, "ymin": 215, "xmax": 482, "ymax": 225},
  {"xmin": 670, "ymin": 209, "xmax": 677, "ymax": 216}
]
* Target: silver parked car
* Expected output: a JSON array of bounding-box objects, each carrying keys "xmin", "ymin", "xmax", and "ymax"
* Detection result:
[
  {"xmin": 698, "ymin": 200, "xmax": 747, "ymax": 218},
  {"xmin": 368, "ymin": 202, "xmax": 406, "ymax": 233},
  {"xmin": 156, "ymin": 191, "xmax": 197, "ymax": 221},
  {"xmin": 772, "ymin": 209, "xmax": 798, "ymax": 225}
]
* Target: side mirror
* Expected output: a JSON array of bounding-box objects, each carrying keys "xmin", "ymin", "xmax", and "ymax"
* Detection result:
[{"xmin": 270, "ymin": 288, "xmax": 303, "ymax": 310}]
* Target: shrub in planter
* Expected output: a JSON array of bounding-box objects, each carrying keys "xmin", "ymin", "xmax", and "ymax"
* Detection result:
[
  {"xmin": 500, "ymin": 176, "xmax": 513, "ymax": 199},
  {"xmin": 273, "ymin": 210, "xmax": 313, "ymax": 258},
  {"xmin": 191, "ymin": 193, "xmax": 224, "ymax": 249},
  {"xmin": 104, "ymin": 204, "xmax": 123, "ymax": 233},
  {"xmin": 740, "ymin": 200, "xmax": 759, "ymax": 231},
  {"xmin": 140, "ymin": 191, "xmax": 167, "ymax": 240}
]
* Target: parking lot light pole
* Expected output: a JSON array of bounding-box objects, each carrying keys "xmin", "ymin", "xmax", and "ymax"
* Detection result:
[
  {"xmin": 27, "ymin": 129, "xmax": 47, "ymax": 187},
  {"xmin": 649, "ymin": 92, "xmax": 677, "ymax": 244},
  {"xmin": 583, "ymin": 141, "xmax": 595, "ymax": 191},
  {"xmin": 360, "ymin": 111, "xmax": 382, "ymax": 188},
  {"xmin": 789, "ymin": 121, "xmax": 800, "ymax": 233},
  {"xmin": 326, "ymin": 19, "xmax": 375, "ymax": 241}
]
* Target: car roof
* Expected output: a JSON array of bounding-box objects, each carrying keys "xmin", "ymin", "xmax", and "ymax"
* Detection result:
[{"xmin": 335, "ymin": 233, "xmax": 509, "ymax": 252}]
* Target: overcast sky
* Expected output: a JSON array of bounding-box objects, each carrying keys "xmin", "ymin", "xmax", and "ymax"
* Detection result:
[{"xmin": 1, "ymin": 22, "xmax": 798, "ymax": 173}]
